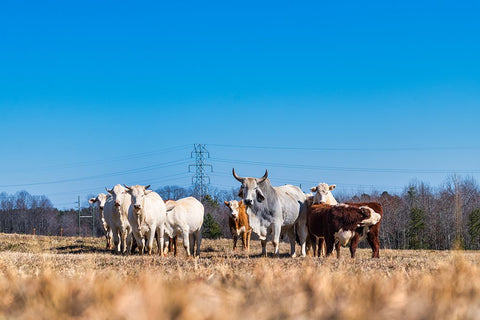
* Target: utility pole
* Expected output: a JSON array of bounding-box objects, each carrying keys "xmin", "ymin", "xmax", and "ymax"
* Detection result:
[
  {"xmin": 78, "ymin": 196, "xmax": 95, "ymax": 237},
  {"xmin": 189, "ymin": 143, "xmax": 213, "ymax": 200}
]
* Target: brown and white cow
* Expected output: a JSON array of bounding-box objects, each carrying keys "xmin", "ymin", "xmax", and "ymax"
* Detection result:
[
  {"xmin": 344, "ymin": 202, "xmax": 383, "ymax": 258},
  {"xmin": 308, "ymin": 183, "xmax": 383, "ymax": 258},
  {"xmin": 306, "ymin": 203, "xmax": 380, "ymax": 258},
  {"xmin": 224, "ymin": 200, "xmax": 252, "ymax": 251}
]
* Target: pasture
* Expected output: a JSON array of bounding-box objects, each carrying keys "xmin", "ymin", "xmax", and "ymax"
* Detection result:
[{"xmin": 1, "ymin": 233, "xmax": 480, "ymax": 319}]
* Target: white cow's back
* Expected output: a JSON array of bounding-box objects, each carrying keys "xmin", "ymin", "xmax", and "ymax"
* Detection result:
[{"xmin": 165, "ymin": 197, "xmax": 204, "ymax": 236}]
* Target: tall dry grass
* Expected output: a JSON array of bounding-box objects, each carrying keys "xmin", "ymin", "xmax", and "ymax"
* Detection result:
[{"xmin": 0, "ymin": 233, "xmax": 479, "ymax": 319}]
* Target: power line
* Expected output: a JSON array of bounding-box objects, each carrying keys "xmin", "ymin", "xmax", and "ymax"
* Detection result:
[
  {"xmin": 0, "ymin": 158, "xmax": 190, "ymax": 188},
  {"xmin": 210, "ymin": 157, "xmax": 480, "ymax": 174},
  {"xmin": 208, "ymin": 143, "xmax": 480, "ymax": 152}
]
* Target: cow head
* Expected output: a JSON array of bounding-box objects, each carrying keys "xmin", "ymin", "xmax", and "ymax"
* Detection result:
[
  {"xmin": 89, "ymin": 193, "xmax": 109, "ymax": 212},
  {"xmin": 310, "ymin": 183, "xmax": 338, "ymax": 205},
  {"xmin": 232, "ymin": 168, "xmax": 268, "ymax": 207},
  {"xmin": 224, "ymin": 200, "xmax": 241, "ymax": 219},
  {"xmin": 358, "ymin": 206, "xmax": 382, "ymax": 226},
  {"xmin": 124, "ymin": 184, "xmax": 152, "ymax": 212},
  {"xmin": 106, "ymin": 184, "xmax": 129, "ymax": 208}
]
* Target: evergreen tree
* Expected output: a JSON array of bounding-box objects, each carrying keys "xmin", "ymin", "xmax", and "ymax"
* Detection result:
[
  {"xmin": 467, "ymin": 209, "xmax": 480, "ymax": 249},
  {"xmin": 407, "ymin": 207, "xmax": 426, "ymax": 249},
  {"xmin": 202, "ymin": 212, "xmax": 222, "ymax": 239}
]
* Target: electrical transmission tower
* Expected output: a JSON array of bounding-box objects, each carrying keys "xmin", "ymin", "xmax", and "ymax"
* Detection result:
[{"xmin": 189, "ymin": 144, "xmax": 213, "ymax": 200}]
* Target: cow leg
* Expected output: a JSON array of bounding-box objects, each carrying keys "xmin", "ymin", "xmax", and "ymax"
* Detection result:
[
  {"xmin": 296, "ymin": 221, "xmax": 308, "ymax": 257},
  {"xmin": 112, "ymin": 229, "xmax": 121, "ymax": 254},
  {"xmin": 318, "ymin": 237, "xmax": 326, "ymax": 258},
  {"xmin": 133, "ymin": 231, "xmax": 144, "ymax": 254},
  {"xmin": 325, "ymin": 235, "xmax": 335, "ymax": 257},
  {"xmin": 241, "ymin": 231, "xmax": 247, "ymax": 251},
  {"xmin": 172, "ymin": 236, "xmax": 178, "ymax": 257},
  {"xmin": 195, "ymin": 229, "xmax": 202, "ymax": 257},
  {"xmin": 350, "ymin": 233, "xmax": 360, "ymax": 258},
  {"xmin": 367, "ymin": 226, "xmax": 381, "ymax": 258},
  {"xmin": 261, "ymin": 239, "xmax": 267, "ymax": 257},
  {"xmin": 246, "ymin": 230, "xmax": 251, "ymax": 252},
  {"xmin": 233, "ymin": 234, "xmax": 238, "ymax": 251},
  {"xmin": 183, "ymin": 230, "xmax": 191, "ymax": 257},
  {"xmin": 287, "ymin": 227, "xmax": 296, "ymax": 257},
  {"xmin": 146, "ymin": 229, "xmax": 156, "ymax": 255},
  {"xmin": 156, "ymin": 224, "xmax": 165, "ymax": 256},
  {"xmin": 335, "ymin": 241, "xmax": 341, "ymax": 259},
  {"xmin": 272, "ymin": 224, "xmax": 282, "ymax": 257},
  {"xmin": 189, "ymin": 233, "xmax": 195, "ymax": 257},
  {"xmin": 307, "ymin": 234, "xmax": 316, "ymax": 257}
]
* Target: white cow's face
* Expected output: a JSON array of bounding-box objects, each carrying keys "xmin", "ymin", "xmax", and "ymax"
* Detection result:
[
  {"xmin": 224, "ymin": 200, "xmax": 240, "ymax": 219},
  {"xmin": 125, "ymin": 184, "xmax": 152, "ymax": 212},
  {"xmin": 239, "ymin": 178, "xmax": 265, "ymax": 207},
  {"xmin": 89, "ymin": 193, "xmax": 109, "ymax": 211},
  {"xmin": 310, "ymin": 183, "xmax": 337, "ymax": 205},
  {"xmin": 107, "ymin": 184, "xmax": 128, "ymax": 208}
]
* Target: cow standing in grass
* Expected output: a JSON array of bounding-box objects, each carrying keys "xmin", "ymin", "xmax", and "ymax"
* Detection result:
[
  {"xmin": 233, "ymin": 169, "xmax": 307, "ymax": 257},
  {"xmin": 224, "ymin": 200, "xmax": 252, "ymax": 251},
  {"xmin": 106, "ymin": 184, "xmax": 132, "ymax": 254},
  {"xmin": 125, "ymin": 184, "xmax": 166, "ymax": 255},
  {"xmin": 164, "ymin": 197, "xmax": 204, "ymax": 257},
  {"xmin": 309, "ymin": 183, "xmax": 383, "ymax": 258},
  {"xmin": 89, "ymin": 193, "xmax": 113, "ymax": 250}
]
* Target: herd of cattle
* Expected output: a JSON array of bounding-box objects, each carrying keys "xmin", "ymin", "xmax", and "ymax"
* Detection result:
[{"xmin": 89, "ymin": 169, "xmax": 383, "ymax": 258}]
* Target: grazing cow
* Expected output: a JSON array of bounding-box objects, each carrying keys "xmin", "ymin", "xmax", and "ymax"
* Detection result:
[
  {"xmin": 344, "ymin": 202, "xmax": 383, "ymax": 258},
  {"xmin": 233, "ymin": 169, "xmax": 307, "ymax": 257},
  {"xmin": 224, "ymin": 200, "xmax": 252, "ymax": 251},
  {"xmin": 106, "ymin": 184, "xmax": 132, "ymax": 254},
  {"xmin": 89, "ymin": 193, "xmax": 113, "ymax": 250},
  {"xmin": 307, "ymin": 203, "xmax": 381, "ymax": 258},
  {"xmin": 164, "ymin": 197, "xmax": 204, "ymax": 257},
  {"xmin": 125, "ymin": 184, "xmax": 166, "ymax": 255}
]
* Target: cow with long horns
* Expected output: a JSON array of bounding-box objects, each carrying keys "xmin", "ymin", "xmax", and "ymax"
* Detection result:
[{"xmin": 232, "ymin": 169, "xmax": 308, "ymax": 257}]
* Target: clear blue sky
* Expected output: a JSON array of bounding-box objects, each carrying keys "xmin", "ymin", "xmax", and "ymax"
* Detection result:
[{"xmin": 1, "ymin": 1, "xmax": 479, "ymax": 208}]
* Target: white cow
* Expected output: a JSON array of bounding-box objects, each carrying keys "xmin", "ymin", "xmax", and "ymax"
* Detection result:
[
  {"xmin": 164, "ymin": 197, "xmax": 204, "ymax": 257},
  {"xmin": 125, "ymin": 184, "xmax": 166, "ymax": 255},
  {"xmin": 106, "ymin": 184, "xmax": 132, "ymax": 254},
  {"xmin": 89, "ymin": 193, "xmax": 113, "ymax": 250},
  {"xmin": 310, "ymin": 183, "xmax": 338, "ymax": 205}
]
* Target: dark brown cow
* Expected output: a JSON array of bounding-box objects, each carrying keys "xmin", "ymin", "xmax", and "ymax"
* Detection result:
[
  {"xmin": 344, "ymin": 202, "xmax": 383, "ymax": 258},
  {"xmin": 224, "ymin": 200, "xmax": 252, "ymax": 251},
  {"xmin": 306, "ymin": 203, "xmax": 379, "ymax": 258}
]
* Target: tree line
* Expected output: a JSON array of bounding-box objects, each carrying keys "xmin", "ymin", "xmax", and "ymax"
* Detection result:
[{"xmin": 1, "ymin": 175, "xmax": 479, "ymax": 250}]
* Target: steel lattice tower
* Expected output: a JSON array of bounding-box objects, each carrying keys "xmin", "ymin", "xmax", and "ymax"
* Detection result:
[{"xmin": 189, "ymin": 144, "xmax": 213, "ymax": 200}]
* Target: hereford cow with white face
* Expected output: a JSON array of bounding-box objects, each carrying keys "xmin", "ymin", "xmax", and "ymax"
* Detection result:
[
  {"xmin": 89, "ymin": 193, "xmax": 113, "ymax": 250},
  {"xmin": 125, "ymin": 184, "xmax": 166, "ymax": 255},
  {"xmin": 310, "ymin": 183, "xmax": 338, "ymax": 205},
  {"xmin": 233, "ymin": 169, "xmax": 308, "ymax": 257}
]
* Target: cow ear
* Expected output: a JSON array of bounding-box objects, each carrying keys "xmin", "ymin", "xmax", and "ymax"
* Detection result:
[
  {"xmin": 145, "ymin": 190, "xmax": 153, "ymax": 195},
  {"xmin": 310, "ymin": 186, "xmax": 318, "ymax": 192},
  {"xmin": 329, "ymin": 184, "xmax": 336, "ymax": 191},
  {"xmin": 256, "ymin": 188, "xmax": 265, "ymax": 202},
  {"xmin": 88, "ymin": 198, "xmax": 96, "ymax": 204}
]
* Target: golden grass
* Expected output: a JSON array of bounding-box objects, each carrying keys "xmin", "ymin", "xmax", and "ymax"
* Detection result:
[{"xmin": 0, "ymin": 233, "xmax": 480, "ymax": 319}]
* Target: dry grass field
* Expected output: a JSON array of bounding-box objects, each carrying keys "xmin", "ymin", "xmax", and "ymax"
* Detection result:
[{"xmin": 0, "ymin": 233, "xmax": 480, "ymax": 319}]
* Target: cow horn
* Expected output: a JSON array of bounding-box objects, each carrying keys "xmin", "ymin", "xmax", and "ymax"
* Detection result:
[
  {"xmin": 257, "ymin": 169, "xmax": 268, "ymax": 183},
  {"xmin": 145, "ymin": 184, "xmax": 151, "ymax": 190},
  {"xmin": 123, "ymin": 184, "xmax": 131, "ymax": 190},
  {"xmin": 232, "ymin": 168, "xmax": 245, "ymax": 182}
]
